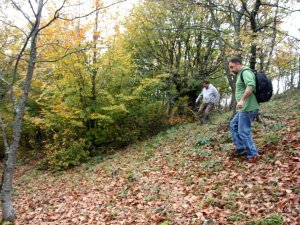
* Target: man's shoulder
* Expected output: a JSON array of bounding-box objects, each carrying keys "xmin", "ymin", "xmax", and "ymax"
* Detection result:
[
  {"xmin": 241, "ymin": 67, "xmax": 255, "ymax": 79},
  {"xmin": 241, "ymin": 67, "xmax": 254, "ymax": 75},
  {"xmin": 209, "ymin": 84, "xmax": 217, "ymax": 90}
]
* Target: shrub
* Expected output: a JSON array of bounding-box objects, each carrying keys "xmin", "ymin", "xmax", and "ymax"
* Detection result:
[{"xmin": 47, "ymin": 138, "xmax": 90, "ymax": 171}]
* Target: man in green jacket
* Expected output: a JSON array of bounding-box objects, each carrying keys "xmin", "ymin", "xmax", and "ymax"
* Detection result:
[{"xmin": 228, "ymin": 57, "xmax": 259, "ymax": 163}]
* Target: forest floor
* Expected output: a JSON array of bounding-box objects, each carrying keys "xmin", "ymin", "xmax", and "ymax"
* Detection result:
[{"xmin": 6, "ymin": 90, "xmax": 300, "ymax": 225}]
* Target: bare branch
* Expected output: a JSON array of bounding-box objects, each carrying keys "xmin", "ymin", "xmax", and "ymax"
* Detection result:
[
  {"xmin": 239, "ymin": 0, "xmax": 251, "ymax": 16},
  {"xmin": 261, "ymin": 2, "xmax": 300, "ymax": 13},
  {"xmin": 0, "ymin": 19, "xmax": 28, "ymax": 38},
  {"xmin": 35, "ymin": 40, "xmax": 61, "ymax": 51},
  {"xmin": 58, "ymin": 0, "xmax": 127, "ymax": 21},
  {"xmin": 28, "ymin": 0, "xmax": 37, "ymax": 17},
  {"xmin": 37, "ymin": 0, "xmax": 67, "ymax": 31},
  {"xmin": 10, "ymin": 27, "xmax": 35, "ymax": 109},
  {"xmin": 10, "ymin": 0, "xmax": 34, "ymax": 26},
  {"xmin": 0, "ymin": 50, "xmax": 25, "ymax": 64},
  {"xmin": 37, "ymin": 47, "xmax": 91, "ymax": 63},
  {"xmin": 0, "ymin": 75, "xmax": 10, "ymax": 86},
  {"xmin": 9, "ymin": 4, "xmax": 43, "ymax": 112},
  {"xmin": 42, "ymin": 0, "xmax": 50, "ymax": 8}
]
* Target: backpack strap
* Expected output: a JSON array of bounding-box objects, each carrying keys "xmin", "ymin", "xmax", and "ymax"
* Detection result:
[
  {"xmin": 240, "ymin": 68, "xmax": 256, "ymax": 93},
  {"xmin": 240, "ymin": 68, "xmax": 251, "ymax": 83}
]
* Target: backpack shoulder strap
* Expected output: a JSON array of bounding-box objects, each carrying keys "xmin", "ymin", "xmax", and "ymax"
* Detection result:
[{"xmin": 240, "ymin": 68, "xmax": 255, "ymax": 83}]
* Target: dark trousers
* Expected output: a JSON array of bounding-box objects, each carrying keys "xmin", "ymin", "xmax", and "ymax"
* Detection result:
[{"xmin": 198, "ymin": 103, "xmax": 214, "ymax": 122}]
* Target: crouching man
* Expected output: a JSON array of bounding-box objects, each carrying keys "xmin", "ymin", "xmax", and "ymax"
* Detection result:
[{"xmin": 195, "ymin": 80, "xmax": 219, "ymax": 124}]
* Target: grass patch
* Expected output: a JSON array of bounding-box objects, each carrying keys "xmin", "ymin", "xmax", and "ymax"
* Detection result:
[
  {"xmin": 264, "ymin": 133, "xmax": 282, "ymax": 144},
  {"xmin": 293, "ymin": 187, "xmax": 300, "ymax": 194},
  {"xmin": 230, "ymin": 212, "xmax": 249, "ymax": 222},
  {"xmin": 195, "ymin": 135, "xmax": 213, "ymax": 147},
  {"xmin": 201, "ymin": 158, "xmax": 222, "ymax": 170},
  {"xmin": 139, "ymin": 147, "xmax": 156, "ymax": 160},
  {"xmin": 248, "ymin": 214, "xmax": 283, "ymax": 225},
  {"xmin": 125, "ymin": 169, "xmax": 141, "ymax": 182},
  {"xmin": 269, "ymin": 123, "xmax": 285, "ymax": 131}
]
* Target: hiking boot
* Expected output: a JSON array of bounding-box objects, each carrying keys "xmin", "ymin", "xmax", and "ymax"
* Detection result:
[
  {"xmin": 200, "ymin": 118, "xmax": 207, "ymax": 124},
  {"xmin": 247, "ymin": 155, "xmax": 260, "ymax": 163},
  {"xmin": 230, "ymin": 148, "xmax": 247, "ymax": 157}
]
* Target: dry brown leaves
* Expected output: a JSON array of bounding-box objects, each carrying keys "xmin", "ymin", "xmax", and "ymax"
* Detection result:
[{"xmin": 3, "ymin": 106, "xmax": 300, "ymax": 224}]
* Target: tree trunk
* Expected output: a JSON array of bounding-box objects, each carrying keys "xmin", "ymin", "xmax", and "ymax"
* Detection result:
[
  {"xmin": 248, "ymin": 0, "xmax": 262, "ymax": 70},
  {"xmin": 298, "ymin": 56, "xmax": 300, "ymax": 89},
  {"xmin": 233, "ymin": 6, "xmax": 245, "ymax": 59},
  {"xmin": 276, "ymin": 75, "xmax": 280, "ymax": 95},
  {"xmin": 290, "ymin": 70, "xmax": 295, "ymax": 90},
  {"xmin": 207, "ymin": 1, "xmax": 236, "ymax": 109},
  {"xmin": 265, "ymin": 0, "xmax": 279, "ymax": 72},
  {"xmin": 1, "ymin": 0, "xmax": 43, "ymax": 221}
]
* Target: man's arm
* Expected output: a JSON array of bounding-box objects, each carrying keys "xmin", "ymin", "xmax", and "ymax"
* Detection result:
[
  {"xmin": 237, "ymin": 70, "xmax": 255, "ymax": 109},
  {"xmin": 213, "ymin": 87, "xmax": 220, "ymax": 103},
  {"xmin": 195, "ymin": 91, "xmax": 203, "ymax": 103},
  {"xmin": 237, "ymin": 87, "xmax": 253, "ymax": 109}
]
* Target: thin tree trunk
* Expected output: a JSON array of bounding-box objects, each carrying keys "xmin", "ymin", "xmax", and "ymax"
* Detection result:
[
  {"xmin": 233, "ymin": 5, "xmax": 245, "ymax": 59},
  {"xmin": 207, "ymin": 1, "xmax": 236, "ymax": 109},
  {"xmin": 1, "ymin": 0, "xmax": 43, "ymax": 221},
  {"xmin": 290, "ymin": 70, "xmax": 295, "ymax": 90},
  {"xmin": 89, "ymin": 2, "xmax": 101, "ymax": 130},
  {"xmin": 265, "ymin": 0, "xmax": 279, "ymax": 72},
  {"xmin": 298, "ymin": 56, "xmax": 300, "ymax": 89},
  {"xmin": 277, "ymin": 74, "xmax": 281, "ymax": 95},
  {"xmin": 92, "ymin": 2, "xmax": 100, "ymax": 103},
  {"xmin": 248, "ymin": 0, "xmax": 262, "ymax": 70}
]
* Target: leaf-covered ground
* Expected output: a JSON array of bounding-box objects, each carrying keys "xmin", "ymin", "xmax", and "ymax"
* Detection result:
[{"xmin": 7, "ymin": 90, "xmax": 300, "ymax": 224}]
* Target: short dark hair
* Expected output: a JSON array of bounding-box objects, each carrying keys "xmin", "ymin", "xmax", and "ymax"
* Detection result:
[
  {"xmin": 203, "ymin": 80, "xmax": 210, "ymax": 84},
  {"xmin": 228, "ymin": 57, "xmax": 242, "ymax": 64}
]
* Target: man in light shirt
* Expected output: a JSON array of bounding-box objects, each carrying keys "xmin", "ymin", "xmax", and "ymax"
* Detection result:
[{"xmin": 195, "ymin": 80, "xmax": 220, "ymax": 123}]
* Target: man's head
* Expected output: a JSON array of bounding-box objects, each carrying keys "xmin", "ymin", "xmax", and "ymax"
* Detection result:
[
  {"xmin": 228, "ymin": 57, "xmax": 243, "ymax": 75},
  {"xmin": 203, "ymin": 80, "xmax": 210, "ymax": 89}
]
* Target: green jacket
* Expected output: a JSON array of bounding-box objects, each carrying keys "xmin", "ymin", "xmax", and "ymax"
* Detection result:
[{"xmin": 235, "ymin": 67, "xmax": 259, "ymax": 112}]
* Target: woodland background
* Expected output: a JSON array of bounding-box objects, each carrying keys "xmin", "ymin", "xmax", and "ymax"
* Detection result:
[{"xmin": 0, "ymin": 0, "xmax": 299, "ymax": 170}]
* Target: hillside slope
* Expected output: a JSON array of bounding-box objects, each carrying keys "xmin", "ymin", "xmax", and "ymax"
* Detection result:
[{"xmin": 9, "ymin": 90, "xmax": 300, "ymax": 224}]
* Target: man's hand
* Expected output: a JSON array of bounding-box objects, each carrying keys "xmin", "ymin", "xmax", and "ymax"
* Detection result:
[
  {"xmin": 236, "ymin": 99, "xmax": 245, "ymax": 109},
  {"xmin": 237, "ymin": 87, "xmax": 253, "ymax": 110}
]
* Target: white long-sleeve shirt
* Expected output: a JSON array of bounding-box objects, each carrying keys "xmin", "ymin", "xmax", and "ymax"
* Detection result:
[{"xmin": 196, "ymin": 84, "xmax": 220, "ymax": 104}]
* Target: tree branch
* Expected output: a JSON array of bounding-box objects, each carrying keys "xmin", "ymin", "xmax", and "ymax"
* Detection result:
[
  {"xmin": 37, "ymin": 0, "xmax": 67, "ymax": 31},
  {"xmin": 10, "ymin": 21, "xmax": 38, "ymax": 112},
  {"xmin": 28, "ymin": 0, "xmax": 37, "ymax": 17},
  {"xmin": 36, "ymin": 47, "xmax": 91, "ymax": 63},
  {"xmin": 10, "ymin": 0, "xmax": 34, "ymax": 25},
  {"xmin": 0, "ymin": 19, "xmax": 28, "ymax": 38},
  {"xmin": 58, "ymin": 0, "xmax": 127, "ymax": 21}
]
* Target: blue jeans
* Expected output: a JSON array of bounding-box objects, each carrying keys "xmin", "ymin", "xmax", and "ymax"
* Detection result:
[{"xmin": 230, "ymin": 109, "xmax": 258, "ymax": 159}]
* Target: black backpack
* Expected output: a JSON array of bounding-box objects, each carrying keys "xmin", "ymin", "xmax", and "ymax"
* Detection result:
[{"xmin": 241, "ymin": 69, "xmax": 273, "ymax": 103}]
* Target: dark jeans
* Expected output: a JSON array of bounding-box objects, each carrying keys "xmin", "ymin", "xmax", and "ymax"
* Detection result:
[
  {"xmin": 230, "ymin": 109, "xmax": 259, "ymax": 159},
  {"xmin": 198, "ymin": 103, "xmax": 214, "ymax": 122}
]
